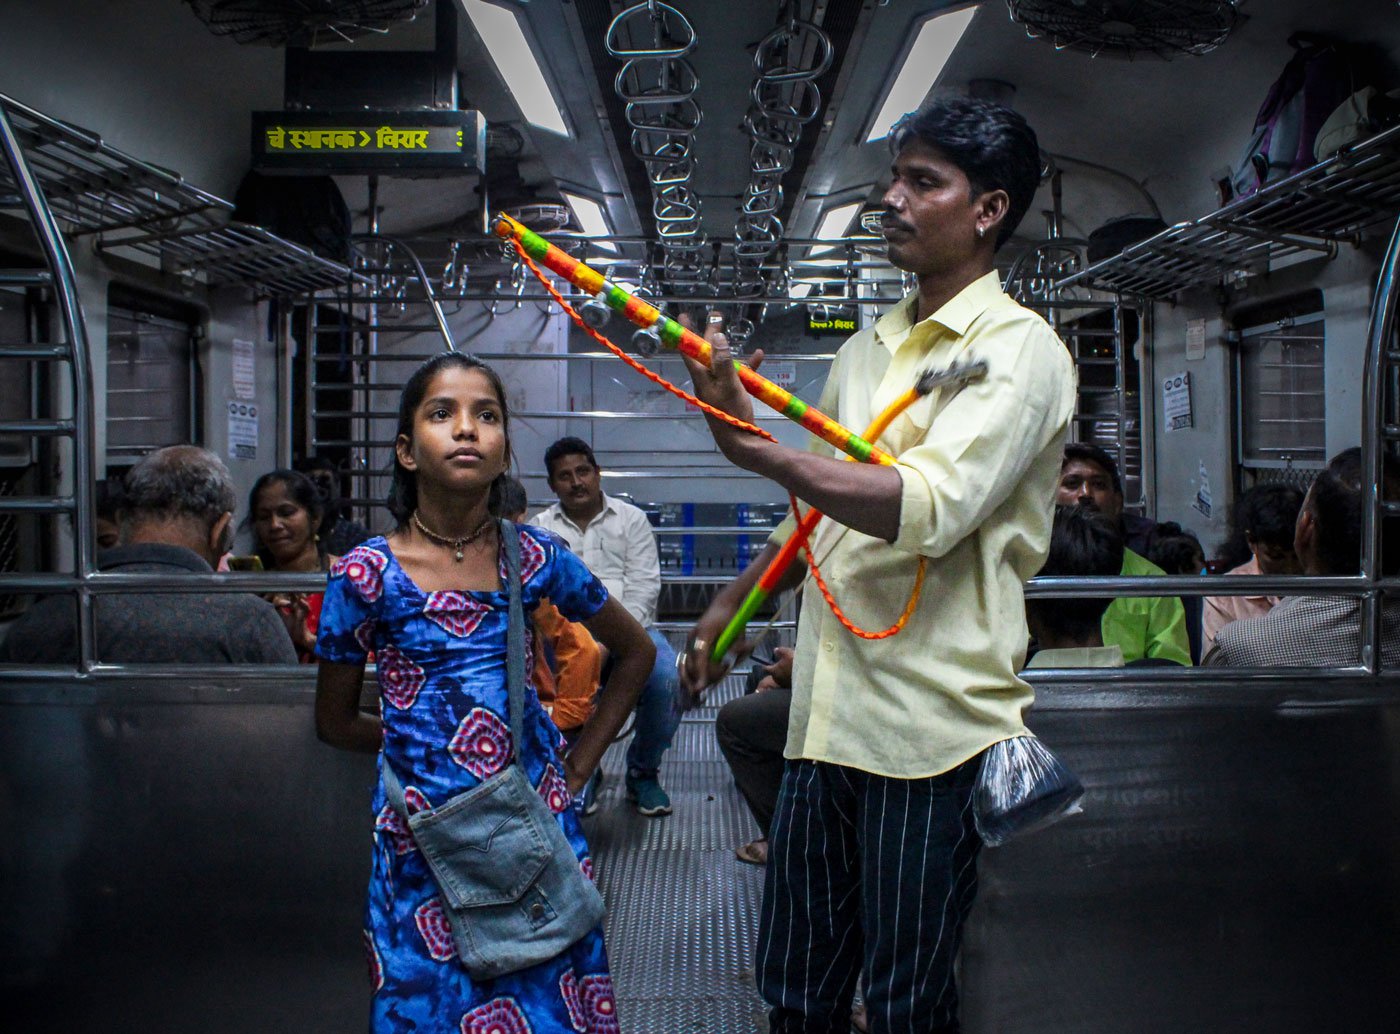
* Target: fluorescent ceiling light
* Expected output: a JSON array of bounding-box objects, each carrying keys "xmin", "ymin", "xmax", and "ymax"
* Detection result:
[
  {"xmin": 460, "ymin": 0, "xmax": 571, "ymax": 138},
  {"xmin": 789, "ymin": 282, "xmax": 815, "ymax": 300},
  {"xmin": 864, "ymin": 6, "xmax": 977, "ymax": 143},
  {"xmin": 807, "ymin": 200, "xmax": 864, "ymax": 258},
  {"xmin": 815, "ymin": 201, "xmax": 864, "ymax": 241},
  {"xmin": 561, "ymin": 191, "xmax": 618, "ymax": 254}
]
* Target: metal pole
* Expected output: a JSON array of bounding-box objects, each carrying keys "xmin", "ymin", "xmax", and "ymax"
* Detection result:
[
  {"xmin": 0, "ymin": 103, "xmax": 98, "ymax": 671},
  {"xmin": 1358, "ymin": 216, "xmax": 1400, "ymax": 674},
  {"xmin": 276, "ymin": 298, "xmax": 293, "ymax": 468}
]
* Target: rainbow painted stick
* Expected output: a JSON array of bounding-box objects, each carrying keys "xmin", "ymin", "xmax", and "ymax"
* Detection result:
[
  {"xmin": 708, "ymin": 360, "xmax": 988, "ymax": 667},
  {"xmin": 493, "ymin": 212, "xmax": 893, "ymax": 466}
]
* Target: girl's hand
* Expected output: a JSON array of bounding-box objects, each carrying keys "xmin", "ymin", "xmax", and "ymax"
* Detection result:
[{"xmin": 563, "ymin": 751, "xmax": 590, "ymax": 798}]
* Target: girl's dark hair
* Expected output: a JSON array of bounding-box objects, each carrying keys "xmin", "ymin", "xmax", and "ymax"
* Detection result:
[
  {"xmin": 1147, "ymin": 522, "xmax": 1205, "ymax": 575},
  {"xmin": 890, "ymin": 96, "xmax": 1042, "ymax": 248},
  {"xmin": 246, "ymin": 469, "xmax": 325, "ymax": 569},
  {"xmin": 1215, "ymin": 482, "xmax": 1306, "ymax": 568},
  {"xmin": 387, "ymin": 352, "xmax": 512, "ymax": 527}
]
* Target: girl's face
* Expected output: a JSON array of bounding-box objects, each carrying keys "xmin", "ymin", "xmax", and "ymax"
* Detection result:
[
  {"xmin": 1247, "ymin": 532, "xmax": 1302, "ymax": 576},
  {"xmin": 253, "ymin": 481, "xmax": 316, "ymax": 567},
  {"xmin": 397, "ymin": 366, "xmax": 508, "ymax": 500}
]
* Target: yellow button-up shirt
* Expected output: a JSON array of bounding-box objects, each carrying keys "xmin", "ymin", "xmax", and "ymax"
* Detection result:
[{"xmin": 773, "ymin": 272, "xmax": 1077, "ymax": 778}]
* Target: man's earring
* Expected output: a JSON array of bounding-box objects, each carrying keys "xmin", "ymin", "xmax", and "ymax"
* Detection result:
[{"xmin": 976, "ymin": 225, "xmax": 986, "ymax": 239}]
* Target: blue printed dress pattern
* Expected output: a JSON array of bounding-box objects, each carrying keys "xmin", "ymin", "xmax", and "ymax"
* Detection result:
[{"xmin": 316, "ymin": 526, "xmax": 618, "ymax": 1034}]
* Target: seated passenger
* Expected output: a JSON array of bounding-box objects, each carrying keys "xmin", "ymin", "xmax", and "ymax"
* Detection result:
[
  {"xmin": 246, "ymin": 469, "xmax": 337, "ymax": 662},
  {"xmin": 532, "ymin": 435, "xmax": 681, "ymax": 818},
  {"xmin": 1027, "ymin": 506, "xmax": 1125, "ymax": 667},
  {"xmin": 94, "ymin": 476, "xmax": 125, "ymax": 551},
  {"xmin": 0, "ymin": 446, "xmax": 296, "ymax": 664},
  {"xmin": 1207, "ymin": 448, "xmax": 1400, "ymax": 667},
  {"xmin": 1147, "ymin": 521, "xmax": 1207, "ymax": 661},
  {"xmin": 497, "ymin": 477, "xmax": 603, "ymax": 762},
  {"xmin": 1201, "ymin": 483, "xmax": 1304, "ymax": 654},
  {"xmin": 716, "ymin": 642, "xmax": 794, "ymax": 866},
  {"xmin": 299, "ymin": 455, "xmax": 372, "ymax": 556},
  {"xmin": 1057, "ymin": 445, "xmax": 1191, "ymax": 665}
]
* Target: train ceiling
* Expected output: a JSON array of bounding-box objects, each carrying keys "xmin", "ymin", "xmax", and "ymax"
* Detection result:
[{"xmin": 345, "ymin": 0, "xmax": 1389, "ymax": 251}]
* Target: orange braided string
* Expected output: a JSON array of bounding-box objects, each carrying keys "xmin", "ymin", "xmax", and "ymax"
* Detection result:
[{"xmin": 511, "ymin": 240, "xmax": 925, "ymax": 640}]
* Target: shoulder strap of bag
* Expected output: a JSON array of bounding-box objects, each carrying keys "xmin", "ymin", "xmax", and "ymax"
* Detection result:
[
  {"xmin": 382, "ymin": 519, "xmax": 528, "ymax": 814},
  {"xmin": 500, "ymin": 518, "xmax": 526, "ymax": 768}
]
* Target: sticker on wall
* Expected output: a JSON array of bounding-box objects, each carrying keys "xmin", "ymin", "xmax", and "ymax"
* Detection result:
[
  {"xmin": 763, "ymin": 360, "xmax": 797, "ymax": 388},
  {"xmin": 1193, "ymin": 460, "xmax": 1213, "ymax": 519},
  {"xmin": 227, "ymin": 400, "xmax": 258, "ymax": 461},
  {"xmin": 232, "ymin": 338, "xmax": 256, "ymax": 400},
  {"xmin": 1163, "ymin": 371, "xmax": 1194, "ymax": 431},
  {"xmin": 1186, "ymin": 319, "xmax": 1207, "ymax": 361}
]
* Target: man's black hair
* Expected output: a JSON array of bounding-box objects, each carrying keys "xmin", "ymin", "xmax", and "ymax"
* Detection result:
[
  {"xmin": 1029, "ymin": 506, "xmax": 1125, "ymax": 641},
  {"xmin": 544, "ymin": 436, "xmax": 599, "ymax": 479},
  {"xmin": 889, "ymin": 96, "xmax": 1042, "ymax": 248},
  {"xmin": 1216, "ymin": 482, "xmax": 1305, "ymax": 568},
  {"xmin": 1061, "ymin": 442, "xmax": 1123, "ymax": 497},
  {"xmin": 1308, "ymin": 447, "xmax": 1400, "ymax": 576},
  {"xmin": 1147, "ymin": 522, "xmax": 1204, "ymax": 575}
]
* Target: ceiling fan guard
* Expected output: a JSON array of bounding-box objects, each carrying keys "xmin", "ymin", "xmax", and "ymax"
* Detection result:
[
  {"xmin": 183, "ymin": 0, "xmax": 429, "ymax": 47},
  {"xmin": 1005, "ymin": 0, "xmax": 1241, "ymax": 59}
]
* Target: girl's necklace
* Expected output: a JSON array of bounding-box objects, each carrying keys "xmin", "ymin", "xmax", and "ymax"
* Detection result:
[{"xmin": 412, "ymin": 511, "xmax": 494, "ymax": 562}]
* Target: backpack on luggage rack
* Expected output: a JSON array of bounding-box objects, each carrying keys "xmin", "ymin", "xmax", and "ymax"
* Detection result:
[{"xmin": 1229, "ymin": 33, "xmax": 1358, "ymax": 200}]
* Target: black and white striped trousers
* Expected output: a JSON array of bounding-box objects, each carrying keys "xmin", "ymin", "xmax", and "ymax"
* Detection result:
[{"xmin": 756, "ymin": 757, "xmax": 982, "ymax": 1034}]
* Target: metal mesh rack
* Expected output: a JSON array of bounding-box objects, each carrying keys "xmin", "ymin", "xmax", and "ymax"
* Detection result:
[
  {"xmin": 1058, "ymin": 124, "xmax": 1400, "ymax": 299},
  {"xmin": 0, "ymin": 94, "xmax": 357, "ymax": 296},
  {"xmin": 0, "ymin": 94, "xmax": 230, "ymax": 237},
  {"xmin": 116, "ymin": 221, "xmax": 358, "ymax": 296}
]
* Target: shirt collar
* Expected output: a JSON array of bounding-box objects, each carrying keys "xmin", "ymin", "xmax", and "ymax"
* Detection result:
[
  {"xmin": 873, "ymin": 270, "xmax": 1007, "ymax": 355},
  {"xmin": 98, "ymin": 542, "xmax": 212, "ymax": 573},
  {"xmin": 1025, "ymin": 644, "xmax": 1125, "ymax": 669},
  {"xmin": 552, "ymin": 493, "xmax": 617, "ymax": 530}
]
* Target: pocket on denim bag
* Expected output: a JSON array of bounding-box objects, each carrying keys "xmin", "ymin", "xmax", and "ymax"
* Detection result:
[{"xmin": 408, "ymin": 767, "xmax": 553, "ymax": 908}]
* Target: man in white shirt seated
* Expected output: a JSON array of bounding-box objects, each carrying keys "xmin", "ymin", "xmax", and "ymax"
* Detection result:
[{"xmin": 532, "ymin": 436, "xmax": 680, "ymax": 817}]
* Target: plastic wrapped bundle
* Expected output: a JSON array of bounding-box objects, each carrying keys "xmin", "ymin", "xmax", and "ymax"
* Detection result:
[{"xmin": 973, "ymin": 734, "xmax": 1084, "ymax": 847}]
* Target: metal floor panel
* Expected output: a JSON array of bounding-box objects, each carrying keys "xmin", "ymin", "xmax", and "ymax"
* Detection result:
[{"xmin": 586, "ymin": 673, "xmax": 771, "ymax": 1033}]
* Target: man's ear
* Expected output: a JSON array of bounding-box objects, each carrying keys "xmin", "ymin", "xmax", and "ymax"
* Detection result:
[
  {"xmin": 1294, "ymin": 507, "xmax": 1316, "ymax": 558},
  {"xmin": 977, "ymin": 188, "xmax": 1010, "ymax": 241},
  {"xmin": 210, "ymin": 512, "xmax": 234, "ymax": 556},
  {"xmin": 395, "ymin": 433, "xmax": 416, "ymax": 472}
]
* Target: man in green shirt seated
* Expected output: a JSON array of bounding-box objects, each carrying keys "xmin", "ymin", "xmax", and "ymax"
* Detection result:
[{"xmin": 1057, "ymin": 444, "xmax": 1191, "ymax": 665}]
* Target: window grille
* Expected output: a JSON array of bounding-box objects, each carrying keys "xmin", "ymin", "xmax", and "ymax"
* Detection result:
[
  {"xmin": 1236, "ymin": 311, "xmax": 1325, "ymax": 473},
  {"xmin": 106, "ymin": 303, "xmax": 198, "ymax": 464}
]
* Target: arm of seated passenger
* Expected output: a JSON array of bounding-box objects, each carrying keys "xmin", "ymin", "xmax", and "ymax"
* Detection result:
[
  {"xmin": 536, "ymin": 597, "xmax": 602, "ymax": 731},
  {"xmin": 1143, "ymin": 593, "xmax": 1192, "ymax": 666}
]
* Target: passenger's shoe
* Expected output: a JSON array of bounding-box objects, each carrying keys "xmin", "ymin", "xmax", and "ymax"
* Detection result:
[
  {"xmin": 581, "ymin": 768, "xmax": 602, "ymax": 817},
  {"xmin": 625, "ymin": 769, "xmax": 672, "ymax": 817}
]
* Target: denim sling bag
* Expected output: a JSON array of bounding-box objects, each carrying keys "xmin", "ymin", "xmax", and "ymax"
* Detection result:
[{"xmin": 381, "ymin": 519, "xmax": 605, "ymax": 979}]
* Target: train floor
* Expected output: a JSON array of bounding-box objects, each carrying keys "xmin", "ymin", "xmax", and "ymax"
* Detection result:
[{"xmin": 587, "ymin": 670, "xmax": 772, "ymax": 1033}]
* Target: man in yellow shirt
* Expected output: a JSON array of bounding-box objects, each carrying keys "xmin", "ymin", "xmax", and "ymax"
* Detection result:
[{"xmin": 680, "ymin": 98, "xmax": 1075, "ymax": 1034}]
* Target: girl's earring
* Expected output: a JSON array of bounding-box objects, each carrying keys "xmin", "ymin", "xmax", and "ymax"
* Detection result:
[{"xmin": 976, "ymin": 225, "xmax": 986, "ymax": 240}]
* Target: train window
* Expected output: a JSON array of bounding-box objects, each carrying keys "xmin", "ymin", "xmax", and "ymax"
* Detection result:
[
  {"xmin": 105, "ymin": 294, "xmax": 200, "ymax": 465},
  {"xmin": 1235, "ymin": 306, "xmax": 1326, "ymax": 479}
]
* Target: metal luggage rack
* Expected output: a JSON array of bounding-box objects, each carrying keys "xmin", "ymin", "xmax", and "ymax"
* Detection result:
[
  {"xmin": 108, "ymin": 221, "xmax": 361, "ymax": 296},
  {"xmin": 0, "ymin": 93, "xmax": 355, "ymax": 296},
  {"xmin": 1057, "ymin": 124, "xmax": 1400, "ymax": 300}
]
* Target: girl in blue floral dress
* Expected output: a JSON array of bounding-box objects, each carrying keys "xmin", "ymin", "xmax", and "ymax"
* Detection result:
[{"xmin": 314, "ymin": 352, "xmax": 654, "ymax": 1034}]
